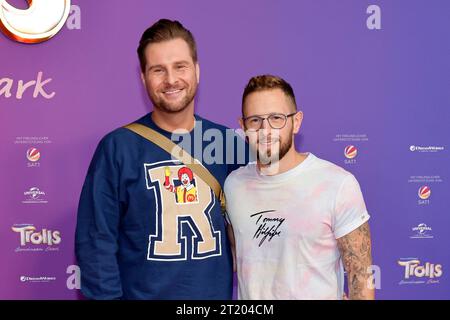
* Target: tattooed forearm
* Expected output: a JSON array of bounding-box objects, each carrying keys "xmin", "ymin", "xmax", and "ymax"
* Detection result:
[{"xmin": 337, "ymin": 221, "xmax": 374, "ymax": 300}]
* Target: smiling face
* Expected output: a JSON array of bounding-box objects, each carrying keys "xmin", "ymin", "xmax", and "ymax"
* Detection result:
[
  {"xmin": 181, "ymin": 173, "xmax": 191, "ymax": 186},
  {"xmin": 241, "ymin": 88, "xmax": 302, "ymax": 165},
  {"xmin": 141, "ymin": 38, "xmax": 200, "ymax": 113}
]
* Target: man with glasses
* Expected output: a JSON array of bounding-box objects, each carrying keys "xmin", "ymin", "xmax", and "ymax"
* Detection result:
[{"xmin": 224, "ymin": 75, "xmax": 374, "ymax": 300}]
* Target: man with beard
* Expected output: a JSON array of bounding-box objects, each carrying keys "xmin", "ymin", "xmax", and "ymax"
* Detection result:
[
  {"xmin": 75, "ymin": 19, "xmax": 245, "ymax": 299},
  {"xmin": 224, "ymin": 75, "xmax": 374, "ymax": 300}
]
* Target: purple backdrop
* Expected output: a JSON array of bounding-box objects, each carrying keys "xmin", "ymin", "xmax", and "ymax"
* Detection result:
[{"xmin": 0, "ymin": 0, "xmax": 449, "ymax": 299}]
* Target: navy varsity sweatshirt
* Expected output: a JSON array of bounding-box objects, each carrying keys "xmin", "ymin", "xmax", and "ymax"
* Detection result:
[{"xmin": 75, "ymin": 112, "xmax": 248, "ymax": 300}]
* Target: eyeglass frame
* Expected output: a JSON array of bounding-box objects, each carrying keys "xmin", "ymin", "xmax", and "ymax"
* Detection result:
[{"xmin": 242, "ymin": 112, "xmax": 298, "ymax": 131}]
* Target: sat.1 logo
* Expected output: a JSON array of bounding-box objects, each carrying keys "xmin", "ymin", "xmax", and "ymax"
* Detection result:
[
  {"xmin": 0, "ymin": 0, "xmax": 71, "ymax": 43},
  {"xmin": 26, "ymin": 147, "xmax": 41, "ymax": 167},
  {"xmin": 344, "ymin": 145, "xmax": 358, "ymax": 164},
  {"xmin": 418, "ymin": 185, "xmax": 431, "ymax": 205}
]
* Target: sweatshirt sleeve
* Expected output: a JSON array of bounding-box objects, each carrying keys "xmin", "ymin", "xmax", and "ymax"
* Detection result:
[{"xmin": 75, "ymin": 134, "xmax": 123, "ymax": 299}]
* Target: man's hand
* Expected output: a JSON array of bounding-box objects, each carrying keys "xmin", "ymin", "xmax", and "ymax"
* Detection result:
[{"xmin": 337, "ymin": 221, "xmax": 374, "ymax": 300}]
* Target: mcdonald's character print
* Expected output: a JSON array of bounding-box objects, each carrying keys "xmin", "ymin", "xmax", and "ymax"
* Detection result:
[{"xmin": 163, "ymin": 166, "xmax": 198, "ymax": 204}]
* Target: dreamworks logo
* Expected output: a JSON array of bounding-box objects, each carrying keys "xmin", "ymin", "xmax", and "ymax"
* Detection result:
[
  {"xmin": 20, "ymin": 276, "xmax": 56, "ymax": 283},
  {"xmin": 410, "ymin": 145, "xmax": 445, "ymax": 153}
]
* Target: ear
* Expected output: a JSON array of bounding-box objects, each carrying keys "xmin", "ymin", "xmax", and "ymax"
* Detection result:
[
  {"xmin": 195, "ymin": 63, "xmax": 200, "ymax": 84},
  {"xmin": 293, "ymin": 111, "xmax": 303, "ymax": 134},
  {"xmin": 140, "ymin": 72, "xmax": 146, "ymax": 86},
  {"xmin": 239, "ymin": 117, "xmax": 245, "ymax": 131},
  {"xmin": 238, "ymin": 117, "xmax": 250, "ymax": 143}
]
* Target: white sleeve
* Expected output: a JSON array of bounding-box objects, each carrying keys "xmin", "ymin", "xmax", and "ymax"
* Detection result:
[
  {"xmin": 332, "ymin": 174, "xmax": 370, "ymax": 239},
  {"xmin": 223, "ymin": 177, "xmax": 233, "ymax": 225},
  {"xmin": 224, "ymin": 211, "xmax": 232, "ymax": 225}
]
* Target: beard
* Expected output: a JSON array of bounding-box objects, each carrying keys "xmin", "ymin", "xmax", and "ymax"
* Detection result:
[
  {"xmin": 256, "ymin": 132, "xmax": 293, "ymax": 166},
  {"xmin": 149, "ymin": 80, "xmax": 197, "ymax": 114}
]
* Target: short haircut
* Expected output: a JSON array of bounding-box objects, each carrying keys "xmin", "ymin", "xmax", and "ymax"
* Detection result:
[
  {"xmin": 242, "ymin": 75, "xmax": 297, "ymax": 115},
  {"xmin": 137, "ymin": 19, "xmax": 197, "ymax": 72}
]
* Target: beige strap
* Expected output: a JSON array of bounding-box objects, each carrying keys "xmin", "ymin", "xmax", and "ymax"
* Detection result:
[{"xmin": 124, "ymin": 123, "xmax": 225, "ymax": 210}]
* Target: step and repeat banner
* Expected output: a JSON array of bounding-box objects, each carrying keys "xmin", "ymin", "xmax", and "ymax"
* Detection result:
[{"xmin": 0, "ymin": 0, "xmax": 449, "ymax": 299}]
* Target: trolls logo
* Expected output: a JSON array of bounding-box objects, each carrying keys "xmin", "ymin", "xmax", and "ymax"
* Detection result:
[
  {"xmin": 0, "ymin": 0, "xmax": 71, "ymax": 43},
  {"xmin": 12, "ymin": 225, "xmax": 61, "ymax": 246}
]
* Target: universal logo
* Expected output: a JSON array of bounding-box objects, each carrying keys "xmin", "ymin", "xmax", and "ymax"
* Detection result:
[
  {"xmin": 22, "ymin": 187, "xmax": 48, "ymax": 204},
  {"xmin": 410, "ymin": 223, "xmax": 433, "ymax": 239},
  {"xmin": 0, "ymin": 0, "xmax": 81, "ymax": 44}
]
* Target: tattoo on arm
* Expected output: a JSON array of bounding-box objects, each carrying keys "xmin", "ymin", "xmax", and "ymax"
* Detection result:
[{"xmin": 337, "ymin": 221, "xmax": 374, "ymax": 300}]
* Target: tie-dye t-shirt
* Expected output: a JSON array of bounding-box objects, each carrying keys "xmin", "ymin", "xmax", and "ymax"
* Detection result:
[{"xmin": 224, "ymin": 153, "xmax": 370, "ymax": 300}]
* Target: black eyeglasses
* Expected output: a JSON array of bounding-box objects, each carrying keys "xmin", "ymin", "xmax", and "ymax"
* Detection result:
[{"xmin": 243, "ymin": 112, "xmax": 297, "ymax": 131}]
